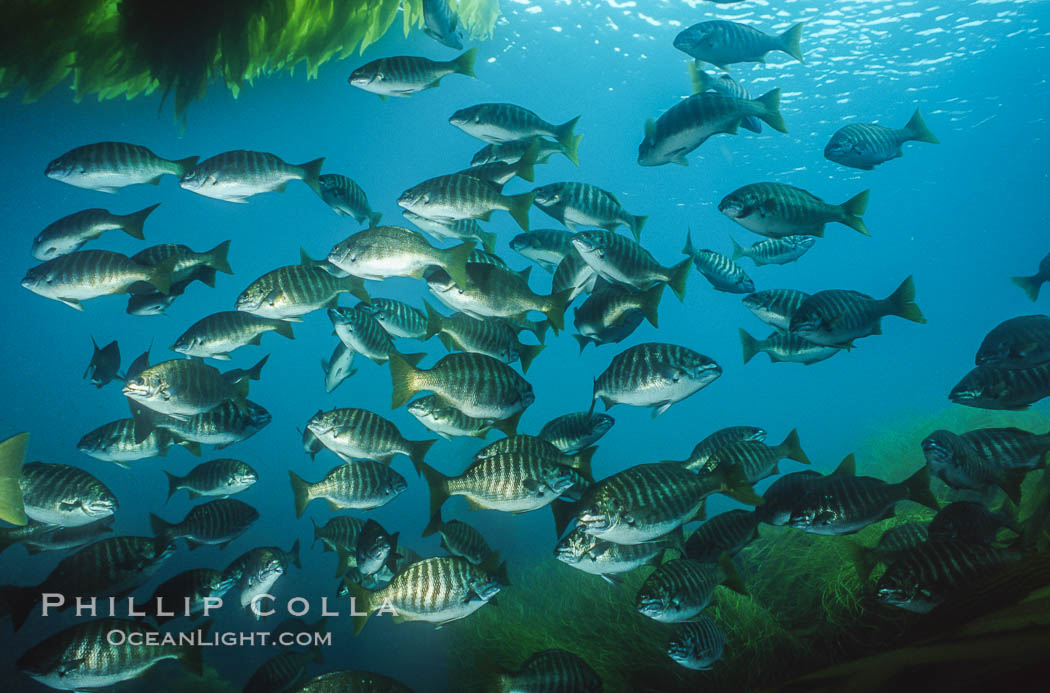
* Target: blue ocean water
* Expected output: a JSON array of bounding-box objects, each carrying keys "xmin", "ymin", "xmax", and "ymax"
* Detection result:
[{"xmin": 1, "ymin": 0, "xmax": 1048, "ymax": 691}]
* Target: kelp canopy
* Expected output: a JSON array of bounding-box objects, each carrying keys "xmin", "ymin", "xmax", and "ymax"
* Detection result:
[{"xmin": 0, "ymin": 0, "xmax": 499, "ymax": 121}]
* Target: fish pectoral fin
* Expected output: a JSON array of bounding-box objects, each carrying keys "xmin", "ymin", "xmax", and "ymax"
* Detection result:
[
  {"xmin": 56, "ymin": 658, "xmax": 86, "ymax": 676},
  {"xmin": 523, "ymin": 479, "xmax": 544, "ymax": 495},
  {"xmin": 96, "ymin": 187, "xmax": 120, "ymax": 194},
  {"xmin": 58, "ymin": 298, "xmax": 84, "ymax": 311},
  {"xmin": 601, "ymin": 573, "xmax": 624, "ymax": 585},
  {"xmin": 651, "ymin": 401, "xmax": 674, "ymax": 418}
]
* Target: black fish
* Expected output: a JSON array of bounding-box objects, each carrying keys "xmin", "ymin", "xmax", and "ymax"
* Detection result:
[
  {"xmin": 928, "ymin": 500, "xmax": 1020, "ymax": 545},
  {"xmin": 975, "ymin": 315, "xmax": 1050, "ymax": 369},
  {"xmin": 84, "ymin": 337, "xmax": 120, "ymax": 387}
]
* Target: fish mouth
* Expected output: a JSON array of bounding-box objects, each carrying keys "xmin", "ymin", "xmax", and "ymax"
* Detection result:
[
  {"xmin": 87, "ymin": 499, "xmax": 118, "ymax": 515},
  {"xmin": 575, "ymin": 511, "xmax": 609, "ymax": 532},
  {"xmin": 235, "ymin": 296, "xmax": 261, "ymax": 311},
  {"xmin": 570, "ymin": 236, "xmax": 599, "ymax": 254},
  {"xmin": 553, "ymin": 544, "xmax": 580, "ymax": 563},
  {"xmin": 121, "ymin": 381, "xmax": 150, "ymax": 398},
  {"xmin": 391, "ymin": 477, "xmax": 409, "ymax": 494},
  {"xmin": 635, "ymin": 596, "xmax": 665, "ymax": 617},
  {"xmin": 786, "ymin": 514, "xmax": 811, "ymax": 530},
  {"xmin": 947, "ymin": 386, "xmax": 975, "ymax": 403}
]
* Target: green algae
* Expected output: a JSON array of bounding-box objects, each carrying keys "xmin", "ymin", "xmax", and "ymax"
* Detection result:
[{"xmin": 0, "ymin": 0, "xmax": 500, "ymax": 122}]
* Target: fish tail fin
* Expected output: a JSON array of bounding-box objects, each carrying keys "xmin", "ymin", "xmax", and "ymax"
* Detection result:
[
  {"xmin": 408, "ymin": 438, "xmax": 438, "ymax": 468},
  {"xmin": 273, "ymin": 319, "xmax": 295, "ymax": 340},
  {"xmin": 310, "ymin": 516, "xmax": 320, "ymax": 546},
  {"xmin": 2, "ymin": 585, "xmax": 41, "ymax": 631},
  {"xmin": 444, "ymin": 241, "xmax": 476, "ymax": 289},
  {"xmin": 573, "ymin": 446, "xmax": 597, "ymax": 483},
  {"xmin": 121, "ymin": 203, "xmax": 160, "ymax": 240},
  {"xmin": 298, "ymin": 157, "xmax": 326, "ymax": 197},
  {"xmin": 368, "ymin": 211, "xmax": 382, "ymax": 227},
  {"xmin": 173, "ymin": 156, "xmax": 200, "ymax": 177},
  {"xmin": 688, "ymin": 61, "xmax": 710, "ymax": 94},
  {"xmin": 339, "ymin": 274, "xmax": 370, "ymax": 304},
  {"xmin": 638, "ymin": 283, "xmax": 663, "ymax": 328},
  {"xmin": 454, "ymin": 47, "xmax": 478, "ymax": 77},
  {"xmin": 998, "ymin": 471, "xmax": 1024, "ymax": 506},
  {"xmin": 573, "ymin": 335, "xmax": 592, "ymax": 353},
  {"xmin": 554, "ymin": 115, "xmax": 581, "ymax": 150},
  {"xmin": 730, "ymin": 236, "xmax": 747, "ymax": 261},
  {"xmin": 629, "ymin": 214, "xmax": 647, "ymax": 242},
  {"xmin": 754, "ymin": 89, "xmax": 788, "ymax": 134},
  {"xmin": 515, "ymin": 141, "xmax": 539, "ymax": 183},
  {"xmin": 480, "ymin": 230, "xmax": 498, "ymax": 255},
  {"xmin": 506, "ymin": 192, "xmax": 534, "ymax": 232},
  {"xmin": 0, "ymin": 433, "xmax": 28, "ymax": 526},
  {"xmin": 780, "ymin": 428, "xmax": 811, "ymax": 465},
  {"xmin": 389, "ymin": 352, "xmax": 422, "ymax": 409},
  {"xmin": 843, "ymin": 539, "xmax": 876, "ymax": 583},
  {"xmin": 904, "ymin": 108, "xmax": 939, "ymax": 144},
  {"xmin": 739, "ymin": 328, "xmax": 759, "ymax": 365},
  {"xmin": 834, "ymin": 454, "xmax": 857, "ymax": 477},
  {"xmin": 148, "ymin": 512, "xmax": 174, "ymax": 540},
  {"xmin": 288, "ymin": 470, "xmax": 312, "ymax": 519},
  {"xmin": 545, "ymin": 289, "xmax": 572, "ymax": 334},
  {"xmin": 494, "ymin": 410, "xmax": 524, "ymax": 437},
  {"xmin": 422, "ymin": 511, "xmax": 442, "ymax": 538},
  {"xmin": 667, "ymin": 258, "xmax": 691, "ymax": 302},
  {"xmin": 562, "ymin": 133, "xmax": 583, "ymax": 166},
  {"xmin": 205, "ymin": 239, "xmax": 234, "ymax": 275},
  {"xmin": 530, "ymin": 319, "xmax": 549, "ymax": 344},
  {"xmin": 718, "ymin": 552, "xmax": 748, "ymax": 596},
  {"xmin": 780, "ymin": 22, "xmax": 805, "ymax": 63},
  {"xmin": 475, "ymin": 652, "xmax": 511, "ymax": 693},
  {"xmin": 838, "ymin": 190, "xmax": 871, "ymax": 236},
  {"xmin": 902, "ymin": 466, "xmax": 939, "ymax": 511},
  {"xmin": 342, "ymin": 579, "xmax": 373, "ymax": 635},
  {"xmin": 288, "ymin": 539, "xmax": 301, "ymax": 569},
  {"xmin": 517, "ymin": 343, "xmax": 545, "ymax": 374},
  {"xmin": 550, "ymin": 498, "xmax": 578, "ymax": 539},
  {"xmin": 145, "ymin": 256, "xmax": 178, "ymax": 295},
  {"xmin": 417, "ymin": 461, "xmax": 451, "ymax": 521},
  {"xmin": 886, "ymin": 275, "xmax": 926, "ymax": 323},
  {"xmin": 998, "ymin": 497, "xmax": 1023, "ymax": 535},
  {"xmin": 163, "ymin": 471, "xmax": 181, "ymax": 502},
  {"xmin": 245, "ymin": 354, "xmax": 269, "ymax": 381},
  {"xmin": 423, "ymin": 300, "xmax": 445, "ymax": 342},
  {"xmin": 681, "ymin": 229, "xmax": 696, "ymax": 258},
  {"xmin": 1010, "ymin": 274, "xmax": 1042, "ymax": 302}
]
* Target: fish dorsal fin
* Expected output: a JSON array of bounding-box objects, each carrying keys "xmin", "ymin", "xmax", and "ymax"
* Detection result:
[{"xmin": 832, "ymin": 453, "xmax": 856, "ymax": 477}]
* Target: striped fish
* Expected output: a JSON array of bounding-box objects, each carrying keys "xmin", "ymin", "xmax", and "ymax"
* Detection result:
[
  {"xmin": 636, "ymin": 555, "xmax": 747, "ymax": 622},
  {"xmin": 77, "ymin": 418, "xmax": 198, "ymax": 465},
  {"xmin": 684, "ymin": 510, "xmax": 760, "ymax": 564},
  {"xmin": 683, "ymin": 234, "xmax": 754, "ymax": 294},
  {"xmin": 638, "ymin": 90, "xmax": 786, "ymax": 167},
  {"xmin": 845, "ymin": 521, "xmax": 931, "ymax": 583},
  {"xmin": 742, "ymin": 289, "xmax": 809, "ymax": 334},
  {"xmin": 719, "ymin": 183, "xmax": 869, "ymax": 238},
  {"xmin": 572, "ymin": 230, "xmax": 691, "ymax": 301},
  {"xmin": 164, "ymin": 458, "xmax": 257, "ymax": 500},
  {"xmin": 486, "ymin": 649, "xmax": 602, "ymax": 692},
  {"xmin": 667, "ymin": 617, "xmax": 727, "ymax": 671},
  {"xmin": 287, "ymin": 670, "xmax": 414, "ymax": 692},
  {"xmin": 574, "ymin": 462, "xmax": 754, "ymax": 544},
  {"xmin": 731, "ymin": 235, "xmax": 815, "ymax": 266},
  {"xmin": 407, "ymin": 395, "xmax": 501, "ymax": 440},
  {"xmin": 825, "ymin": 108, "xmax": 939, "ymax": 170},
  {"xmin": 22, "ymin": 249, "xmax": 175, "ymax": 310},
  {"xmin": 592, "ymin": 342, "xmax": 721, "ymax": 417},
  {"xmin": 538, "ymin": 412, "xmax": 615, "ymax": 454},
  {"xmin": 532, "ymin": 181, "xmax": 647, "ymax": 241},
  {"xmin": 356, "ymin": 519, "xmax": 399, "ymax": 576},
  {"xmin": 319, "ymin": 173, "xmax": 381, "ymax": 226},
  {"xmin": 145, "ymin": 568, "xmax": 235, "ymax": 623},
  {"xmin": 421, "ymin": 258, "xmax": 565, "ymax": 332},
  {"xmin": 179, "ymin": 150, "xmax": 325, "ymax": 202},
  {"xmin": 389, "ymin": 352, "xmax": 535, "ymax": 422},
  {"xmin": 0, "ymin": 536, "xmax": 174, "ymax": 630},
  {"xmin": 312, "ymin": 516, "xmax": 367, "ymax": 558},
  {"xmin": 469, "ymin": 250, "xmax": 517, "ymax": 274},
  {"xmin": 674, "ymin": 20, "xmax": 805, "ymax": 68},
  {"xmin": 244, "ymin": 648, "xmax": 323, "ymax": 693},
  {"xmin": 417, "ymin": 454, "xmax": 579, "ymax": 515},
  {"xmin": 788, "ymin": 466, "xmax": 939, "ymax": 535},
  {"xmin": 677, "ymin": 426, "xmax": 767, "ymax": 473},
  {"xmin": 922, "ymin": 430, "xmax": 1024, "ymax": 501},
  {"xmin": 19, "ymin": 461, "xmax": 117, "ymax": 527},
  {"xmin": 757, "ymin": 471, "xmax": 828, "ymax": 527},
  {"xmin": 0, "ymin": 517, "xmax": 114, "ymax": 556},
  {"xmin": 423, "ymin": 515, "xmax": 494, "ymax": 566},
  {"xmin": 125, "ymin": 277, "xmax": 188, "ymax": 315},
  {"xmin": 424, "ymin": 303, "xmax": 545, "ymax": 373},
  {"xmin": 343, "ymin": 555, "xmax": 506, "ymax": 633},
  {"xmin": 455, "ymin": 146, "xmax": 538, "ymax": 189},
  {"xmin": 791, "ymin": 276, "xmax": 926, "ymax": 347},
  {"xmin": 341, "ymin": 545, "xmax": 425, "ymax": 586},
  {"xmin": 327, "ymin": 225, "xmax": 474, "ymax": 287},
  {"xmin": 555, "ymin": 526, "xmax": 680, "ymax": 583},
  {"xmin": 929, "ymin": 500, "xmax": 1020, "ymax": 545},
  {"xmin": 288, "ymin": 463, "xmax": 408, "ymax": 518},
  {"xmin": 573, "ymin": 283, "xmax": 662, "ymax": 351},
  {"xmin": 702, "ymin": 429, "xmax": 810, "ymax": 483},
  {"xmin": 306, "ymin": 407, "xmax": 436, "ymax": 465},
  {"xmin": 16, "ymin": 618, "xmax": 203, "ymax": 689},
  {"xmin": 235, "ymin": 262, "xmax": 370, "ymax": 321},
  {"xmin": 961, "ymin": 427, "xmax": 1050, "ymax": 471},
  {"xmin": 172, "ymin": 311, "xmax": 293, "ymax": 360},
  {"xmin": 321, "ymin": 342, "xmax": 357, "ymax": 394},
  {"xmin": 950, "ymin": 364, "xmax": 1050, "ymax": 411},
  {"xmin": 122, "ymin": 359, "xmax": 246, "ymax": 418},
  {"xmin": 975, "ymin": 315, "xmax": 1050, "ymax": 369},
  {"xmin": 450, "ymin": 102, "xmax": 581, "ymax": 147},
  {"xmin": 402, "ymin": 210, "xmax": 497, "ymax": 254},
  {"xmin": 149, "ymin": 498, "xmax": 259, "ymax": 548},
  {"xmin": 875, "ymin": 542, "xmax": 1018, "ymax": 613},
  {"xmin": 32, "ymin": 204, "xmax": 159, "ymax": 260},
  {"xmin": 45, "ymin": 141, "xmax": 198, "ymax": 192},
  {"xmin": 147, "ymin": 399, "xmax": 270, "ymax": 448},
  {"xmin": 398, "ymin": 174, "xmax": 535, "ymax": 232},
  {"xmin": 130, "ymin": 241, "xmax": 233, "ymax": 291},
  {"xmin": 471, "ymin": 135, "xmax": 580, "ymax": 167},
  {"xmin": 474, "ymin": 434, "xmax": 595, "ymax": 477},
  {"xmin": 423, "ymin": 0, "xmax": 462, "ymax": 47},
  {"xmin": 223, "ymin": 541, "xmax": 301, "ymax": 615},
  {"xmin": 691, "ymin": 66, "xmax": 761, "ymax": 132},
  {"xmin": 1011, "ymin": 252, "xmax": 1050, "ymax": 302},
  {"xmin": 360, "ymin": 298, "xmax": 427, "ymax": 340},
  {"xmin": 349, "ymin": 48, "xmax": 476, "ymax": 98},
  {"xmin": 551, "ymin": 251, "xmax": 598, "ymax": 303},
  {"xmin": 329, "ymin": 306, "xmax": 425, "ymax": 366},
  {"xmin": 511, "ymin": 229, "xmax": 576, "ymax": 273},
  {"xmin": 740, "ymin": 329, "xmax": 842, "ymax": 366}
]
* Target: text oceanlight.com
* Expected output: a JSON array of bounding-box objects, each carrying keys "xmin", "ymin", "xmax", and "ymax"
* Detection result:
[{"xmin": 106, "ymin": 629, "xmax": 333, "ymax": 648}]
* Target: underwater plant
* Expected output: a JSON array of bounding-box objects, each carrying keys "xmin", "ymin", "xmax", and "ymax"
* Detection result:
[{"xmin": 0, "ymin": 0, "xmax": 500, "ymax": 122}]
